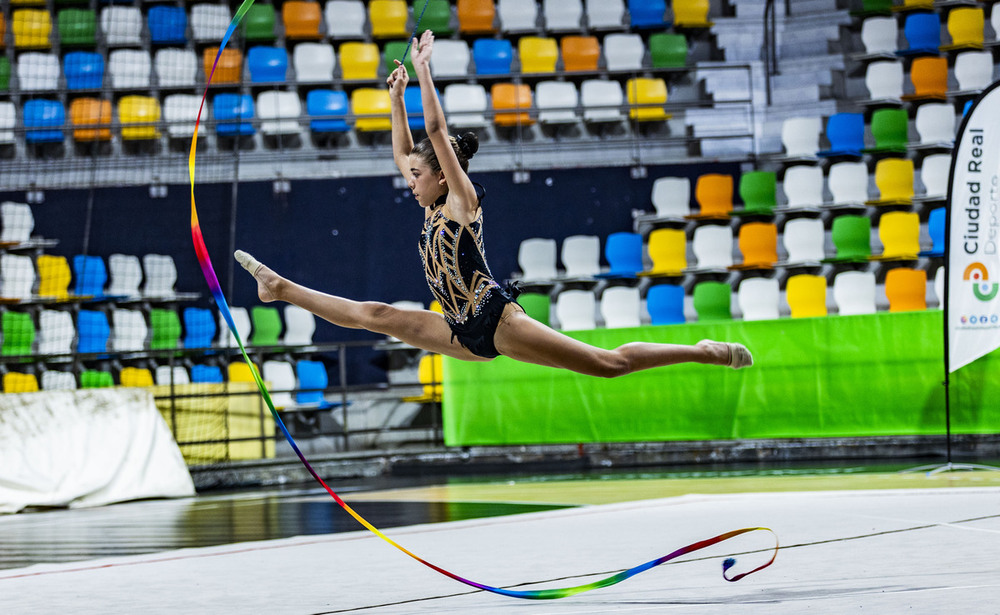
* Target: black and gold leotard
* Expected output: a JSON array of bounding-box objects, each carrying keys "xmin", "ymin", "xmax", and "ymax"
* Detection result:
[{"xmin": 418, "ymin": 187, "xmax": 502, "ymax": 326}]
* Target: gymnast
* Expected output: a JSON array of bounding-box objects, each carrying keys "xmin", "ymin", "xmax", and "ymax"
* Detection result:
[{"xmin": 235, "ymin": 30, "xmax": 752, "ymax": 377}]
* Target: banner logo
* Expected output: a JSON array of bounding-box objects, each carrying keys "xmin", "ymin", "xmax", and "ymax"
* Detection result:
[{"xmin": 964, "ymin": 262, "xmax": 1000, "ymax": 301}]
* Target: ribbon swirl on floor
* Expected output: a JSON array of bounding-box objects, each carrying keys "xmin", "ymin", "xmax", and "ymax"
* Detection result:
[{"xmin": 188, "ymin": 0, "xmax": 778, "ymax": 599}]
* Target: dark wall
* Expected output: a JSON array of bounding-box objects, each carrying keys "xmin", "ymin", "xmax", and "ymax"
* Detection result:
[{"xmin": 13, "ymin": 161, "xmax": 738, "ymax": 382}]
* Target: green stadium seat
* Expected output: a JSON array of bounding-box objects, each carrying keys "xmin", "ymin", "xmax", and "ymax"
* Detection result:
[
  {"xmin": 382, "ymin": 40, "xmax": 415, "ymax": 77},
  {"xmin": 2, "ymin": 311, "xmax": 35, "ymax": 356},
  {"xmin": 242, "ymin": 3, "xmax": 276, "ymax": 41},
  {"xmin": 692, "ymin": 281, "xmax": 732, "ymax": 322},
  {"xmin": 250, "ymin": 306, "xmax": 282, "ymax": 346},
  {"xmin": 414, "ymin": 0, "xmax": 453, "ymax": 35},
  {"xmin": 0, "ymin": 57, "xmax": 10, "ymax": 92},
  {"xmin": 80, "ymin": 369, "xmax": 114, "ymax": 388},
  {"xmin": 57, "ymin": 8, "xmax": 96, "ymax": 47},
  {"xmin": 150, "ymin": 308, "xmax": 182, "ymax": 350},
  {"xmin": 649, "ymin": 32, "xmax": 687, "ymax": 68}
]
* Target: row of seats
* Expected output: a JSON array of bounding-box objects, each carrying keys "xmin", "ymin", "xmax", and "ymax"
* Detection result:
[
  {"xmin": 3, "ymin": 78, "xmax": 668, "ymax": 148},
  {"xmin": 517, "ymin": 207, "xmax": 943, "ymax": 284},
  {"xmin": 522, "ymin": 266, "xmax": 942, "ymax": 331},
  {"xmin": 0, "ymin": 249, "xmax": 183, "ymax": 302},
  {"xmin": 857, "ymin": 6, "xmax": 998, "ymax": 60},
  {"xmin": 6, "ymin": 358, "xmax": 334, "ymax": 409},
  {"xmin": 1, "ymin": 302, "xmax": 318, "ymax": 358},
  {"xmin": 1, "ymin": 33, "xmax": 685, "ymax": 95},
  {"xmin": 0, "ymin": 0, "xmax": 693, "ymax": 50},
  {"xmin": 859, "ymin": 52, "xmax": 995, "ymax": 104}
]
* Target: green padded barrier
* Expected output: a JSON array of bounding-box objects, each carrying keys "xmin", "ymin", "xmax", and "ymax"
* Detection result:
[
  {"xmin": 2, "ymin": 311, "xmax": 35, "ymax": 356},
  {"xmin": 80, "ymin": 370, "xmax": 114, "ymax": 388},
  {"xmin": 826, "ymin": 215, "xmax": 872, "ymax": 262},
  {"xmin": 413, "ymin": 0, "xmax": 453, "ymax": 35},
  {"xmin": 649, "ymin": 33, "xmax": 688, "ymax": 68},
  {"xmin": 737, "ymin": 170, "xmax": 777, "ymax": 215},
  {"xmin": 692, "ymin": 281, "xmax": 732, "ymax": 321},
  {"xmin": 382, "ymin": 40, "xmax": 415, "ymax": 77},
  {"xmin": 58, "ymin": 9, "xmax": 97, "ymax": 47},
  {"xmin": 443, "ymin": 311, "xmax": 999, "ymax": 445},
  {"xmin": 250, "ymin": 306, "xmax": 282, "ymax": 346},
  {"xmin": 150, "ymin": 308, "xmax": 181, "ymax": 350},
  {"xmin": 518, "ymin": 292, "xmax": 551, "ymax": 326},
  {"xmin": 243, "ymin": 4, "xmax": 276, "ymax": 41}
]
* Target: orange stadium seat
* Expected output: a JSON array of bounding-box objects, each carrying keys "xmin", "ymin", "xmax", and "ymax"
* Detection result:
[
  {"xmin": 283, "ymin": 1, "xmax": 323, "ymax": 40},
  {"xmin": 561, "ymin": 36, "xmax": 600, "ymax": 71},
  {"xmin": 458, "ymin": 0, "xmax": 497, "ymax": 34},
  {"xmin": 491, "ymin": 83, "xmax": 534, "ymax": 127},
  {"xmin": 204, "ymin": 47, "xmax": 243, "ymax": 84},
  {"xmin": 69, "ymin": 98, "xmax": 112, "ymax": 142}
]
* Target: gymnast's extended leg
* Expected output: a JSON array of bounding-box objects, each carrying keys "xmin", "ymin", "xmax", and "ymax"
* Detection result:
[
  {"xmin": 234, "ymin": 251, "xmax": 487, "ymax": 361},
  {"xmin": 493, "ymin": 305, "xmax": 752, "ymax": 378}
]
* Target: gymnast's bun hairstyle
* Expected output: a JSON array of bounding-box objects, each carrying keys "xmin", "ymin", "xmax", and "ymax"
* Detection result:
[{"xmin": 411, "ymin": 131, "xmax": 479, "ymax": 174}]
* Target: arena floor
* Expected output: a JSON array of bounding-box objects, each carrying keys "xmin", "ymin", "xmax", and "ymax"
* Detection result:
[{"xmin": 2, "ymin": 464, "xmax": 999, "ymax": 614}]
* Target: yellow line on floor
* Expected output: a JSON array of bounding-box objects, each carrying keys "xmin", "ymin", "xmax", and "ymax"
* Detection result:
[{"xmin": 343, "ymin": 471, "xmax": 1000, "ymax": 506}]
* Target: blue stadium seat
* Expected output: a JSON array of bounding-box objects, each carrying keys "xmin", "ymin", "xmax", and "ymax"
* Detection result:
[
  {"xmin": 296, "ymin": 359, "xmax": 331, "ymax": 408},
  {"xmin": 472, "ymin": 38, "xmax": 513, "ymax": 75},
  {"xmin": 403, "ymin": 86, "xmax": 442, "ymax": 130},
  {"xmin": 73, "ymin": 254, "xmax": 107, "ymax": 297},
  {"xmin": 191, "ymin": 364, "xmax": 224, "ymax": 383},
  {"xmin": 646, "ymin": 284, "xmax": 686, "ymax": 325},
  {"xmin": 628, "ymin": 0, "xmax": 668, "ymax": 29},
  {"xmin": 247, "ymin": 46, "xmax": 289, "ymax": 83},
  {"xmin": 898, "ymin": 12, "xmax": 941, "ymax": 57},
  {"xmin": 183, "ymin": 307, "xmax": 217, "ymax": 349},
  {"xmin": 920, "ymin": 207, "xmax": 945, "ymax": 257},
  {"xmin": 817, "ymin": 112, "xmax": 865, "ymax": 158},
  {"xmin": 148, "ymin": 6, "xmax": 188, "ymax": 44},
  {"xmin": 77, "ymin": 310, "xmax": 110, "ymax": 355},
  {"xmin": 23, "ymin": 100, "xmax": 65, "ymax": 143},
  {"xmin": 63, "ymin": 51, "xmax": 104, "ymax": 90},
  {"xmin": 306, "ymin": 90, "xmax": 350, "ymax": 133},
  {"xmin": 598, "ymin": 232, "xmax": 643, "ymax": 278},
  {"xmin": 213, "ymin": 93, "xmax": 256, "ymax": 137}
]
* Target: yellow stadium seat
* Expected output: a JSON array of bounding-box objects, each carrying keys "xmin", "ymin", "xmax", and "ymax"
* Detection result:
[
  {"xmin": 866, "ymin": 158, "xmax": 914, "ymax": 206},
  {"xmin": 491, "ymin": 83, "xmax": 534, "ymax": 127},
  {"xmin": 885, "ymin": 267, "xmax": 927, "ymax": 312},
  {"xmin": 282, "ymin": 0, "xmax": 323, "ymax": 40},
  {"xmin": 119, "ymin": 96, "xmax": 161, "ymax": 140},
  {"xmin": 942, "ymin": 7, "xmax": 984, "ymax": 51},
  {"xmin": 673, "ymin": 0, "xmax": 713, "ymax": 28},
  {"xmin": 876, "ymin": 211, "xmax": 920, "ymax": 260},
  {"xmin": 203, "ymin": 47, "xmax": 243, "ymax": 85},
  {"xmin": 228, "ymin": 362, "xmax": 260, "ymax": 382},
  {"xmin": 430, "ymin": 300, "xmax": 443, "ymax": 314},
  {"xmin": 518, "ymin": 36, "xmax": 558, "ymax": 73},
  {"xmin": 37, "ymin": 255, "xmax": 72, "ymax": 300},
  {"xmin": 786, "ymin": 274, "xmax": 828, "ymax": 318},
  {"xmin": 13, "ymin": 9, "xmax": 51, "ymax": 49},
  {"xmin": 120, "ymin": 367, "xmax": 154, "ymax": 388},
  {"xmin": 402, "ymin": 353, "xmax": 443, "ymax": 402},
  {"xmin": 370, "ymin": 0, "xmax": 409, "ymax": 38},
  {"xmin": 638, "ymin": 228, "xmax": 686, "ymax": 276},
  {"xmin": 70, "ymin": 98, "xmax": 112, "ymax": 142},
  {"xmin": 352, "ymin": 88, "xmax": 392, "ymax": 131},
  {"xmin": 339, "ymin": 41, "xmax": 380, "ymax": 80},
  {"xmin": 4, "ymin": 372, "xmax": 39, "ymax": 393},
  {"xmin": 627, "ymin": 78, "xmax": 670, "ymax": 121}
]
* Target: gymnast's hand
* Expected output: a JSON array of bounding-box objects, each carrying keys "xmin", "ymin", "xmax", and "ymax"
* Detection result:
[
  {"xmin": 411, "ymin": 30, "xmax": 434, "ymax": 69},
  {"xmin": 387, "ymin": 60, "xmax": 408, "ymax": 98}
]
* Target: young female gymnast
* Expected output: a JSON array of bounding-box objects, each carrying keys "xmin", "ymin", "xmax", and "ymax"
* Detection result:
[{"xmin": 235, "ymin": 30, "xmax": 752, "ymax": 377}]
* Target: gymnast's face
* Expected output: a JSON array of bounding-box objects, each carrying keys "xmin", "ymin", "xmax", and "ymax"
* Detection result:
[{"xmin": 407, "ymin": 154, "xmax": 446, "ymax": 208}]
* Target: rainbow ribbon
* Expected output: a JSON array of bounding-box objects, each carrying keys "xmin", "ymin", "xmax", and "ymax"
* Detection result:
[{"xmin": 188, "ymin": 0, "xmax": 778, "ymax": 599}]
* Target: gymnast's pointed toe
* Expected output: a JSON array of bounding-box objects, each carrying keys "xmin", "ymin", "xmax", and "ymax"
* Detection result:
[
  {"xmin": 727, "ymin": 343, "xmax": 753, "ymax": 369},
  {"xmin": 234, "ymin": 250, "xmax": 262, "ymax": 276}
]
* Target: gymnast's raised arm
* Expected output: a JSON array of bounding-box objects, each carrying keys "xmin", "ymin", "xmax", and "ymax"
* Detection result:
[
  {"xmin": 387, "ymin": 60, "xmax": 413, "ymax": 179},
  {"xmin": 410, "ymin": 30, "xmax": 479, "ymax": 223}
]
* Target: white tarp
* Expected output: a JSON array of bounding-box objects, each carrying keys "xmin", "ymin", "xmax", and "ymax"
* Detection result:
[
  {"xmin": 947, "ymin": 82, "xmax": 1000, "ymax": 372},
  {"xmin": 0, "ymin": 388, "xmax": 195, "ymax": 514}
]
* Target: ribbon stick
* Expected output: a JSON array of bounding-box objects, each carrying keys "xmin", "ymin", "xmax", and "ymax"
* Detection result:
[{"xmin": 188, "ymin": 0, "xmax": 778, "ymax": 599}]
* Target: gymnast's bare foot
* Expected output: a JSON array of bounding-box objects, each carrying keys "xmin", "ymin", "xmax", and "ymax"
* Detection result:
[
  {"xmin": 697, "ymin": 339, "xmax": 753, "ymax": 369},
  {"xmin": 234, "ymin": 250, "xmax": 282, "ymax": 303}
]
